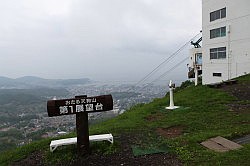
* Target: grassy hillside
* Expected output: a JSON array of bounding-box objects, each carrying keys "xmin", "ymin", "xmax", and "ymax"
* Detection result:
[{"xmin": 0, "ymin": 74, "xmax": 249, "ymax": 165}]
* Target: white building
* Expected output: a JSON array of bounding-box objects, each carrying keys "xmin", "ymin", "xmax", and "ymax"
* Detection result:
[{"xmin": 189, "ymin": 0, "xmax": 250, "ymax": 84}]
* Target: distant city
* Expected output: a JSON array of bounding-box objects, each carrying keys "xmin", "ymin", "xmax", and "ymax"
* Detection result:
[{"xmin": 0, "ymin": 76, "xmax": 173, "ymax": 152}]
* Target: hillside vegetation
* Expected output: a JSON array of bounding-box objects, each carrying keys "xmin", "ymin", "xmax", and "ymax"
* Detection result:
[{"xmin": 0, "ymin": 74, "xmax": 249, "ymax": 165}]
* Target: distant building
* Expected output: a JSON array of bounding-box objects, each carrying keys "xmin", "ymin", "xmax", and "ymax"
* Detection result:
[
  {"xmin": 188, "ymin": 38, "xmax": 202, "ymax": 86},
  {"xmin": 189, "ymin": 0, "xmax": 250, "ymax": 84}
]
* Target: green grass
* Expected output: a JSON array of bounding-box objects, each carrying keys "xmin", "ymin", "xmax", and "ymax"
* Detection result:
[
  {"xmin": 0, "ymin": 138, "xmax": 51, "ymax": 166},
  {"xmin": 0, "ymin": 74, "xmax": 250, "ymax": 165},
  {"xmin": 236, "ymin": 73, "xmax": 250, "ymax": 82}
]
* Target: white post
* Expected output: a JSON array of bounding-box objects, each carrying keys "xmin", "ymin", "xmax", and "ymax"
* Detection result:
[
  {"xmin": 166, "ymin": 80, "xmax": 179, "ymax": 110},
  {"xmin": 169, "ymin": 86, "xmax": 174, "ymax": 107},
  {"xmin": 195, "ymin": 66, "xmax": 198, "ymax": 86}
]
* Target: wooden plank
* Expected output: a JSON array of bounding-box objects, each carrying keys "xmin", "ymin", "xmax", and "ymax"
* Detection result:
[
  {"xmin": 210, "ymin": 136, "xmax": 243, "ymax": 150},
  {"xmin": 201, "ymin": 140, "xmax": 229, "ymax": 152}
]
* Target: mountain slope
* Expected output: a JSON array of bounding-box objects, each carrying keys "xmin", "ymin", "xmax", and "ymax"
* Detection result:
[
  {"xmin": 0, "ymin": 77, "xmax": 28, "ymax": 88},
  {"xmin": 0, "ymin": 76, "xmax": 92, "ymax": 88},
  {"xmin": 0, "ymin": 74, "xmax": 249, "ymax": 166}
]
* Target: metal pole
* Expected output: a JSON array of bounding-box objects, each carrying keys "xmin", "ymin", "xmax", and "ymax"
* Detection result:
[
  {"xmin": 169, "ymin": 87, "xmax": 174, "ymax": 107},
  {"xmin": 195, "ymin": 66, "xmax": 198, "ymax": 86}
]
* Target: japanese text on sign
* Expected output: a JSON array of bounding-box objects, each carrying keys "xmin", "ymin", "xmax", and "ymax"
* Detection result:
[
  {"xmin": 59, "ymin": 103, "xmax": 104, "ymax": 115},
  {"xmin": 65, "ymin": 98, "xmax": 97, "ymax": 105},
  {"xmin": 47, "ymin": 94, "xmax": 113, "ymax": 117}
]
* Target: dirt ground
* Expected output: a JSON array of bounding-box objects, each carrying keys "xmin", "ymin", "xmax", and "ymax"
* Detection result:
[
  {"xmin": 220, "ymin": 81, "xmax": 250, "ymax": 101},
  {"xmin": 11, "ymin": 151, "xmax": 45, "ymax": 166},
  {"xmin": 156, "ymin": 126, "xmax": 184, "ymax": 139},
  {"xmin": 69, "ymin": 134, "xmax": 182, "ymax": 166},
  {"xmin": 12, "ymin": 134, "xmax": 182, "ymax": 166},
  {"xmin": 219, "ymin": 81, "xmax": 250, "ymax": 114}
]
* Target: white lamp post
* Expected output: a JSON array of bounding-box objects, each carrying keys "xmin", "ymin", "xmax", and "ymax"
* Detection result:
[{"xmin": 165, "ymin": 80, "xmax": 179, "ymax": 110}]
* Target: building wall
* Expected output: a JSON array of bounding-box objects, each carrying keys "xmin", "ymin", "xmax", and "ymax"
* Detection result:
[{"xmin": 202, "ymin": 0, "xmax": 250, "ymax": 84}]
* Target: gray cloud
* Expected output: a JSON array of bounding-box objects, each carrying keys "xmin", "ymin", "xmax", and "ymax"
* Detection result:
[{"xmin": 0, "ymin": 0, "xmax": 201, "ymax": 82}]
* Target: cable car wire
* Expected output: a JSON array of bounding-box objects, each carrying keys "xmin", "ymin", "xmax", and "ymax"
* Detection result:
[{"xmin": 133, "ymin": 32, "xmax": 201, "ymax": 88}]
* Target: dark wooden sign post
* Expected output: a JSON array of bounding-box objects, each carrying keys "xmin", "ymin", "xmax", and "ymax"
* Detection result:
[{"xmin": 47, "ymin": 94, "xmax": 113, "ymax": 155}]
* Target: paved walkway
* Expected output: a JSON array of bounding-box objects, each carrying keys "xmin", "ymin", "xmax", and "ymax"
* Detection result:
[{"xmin": 233, "ymin": 134, "xmax": 250, "ymax": 145}]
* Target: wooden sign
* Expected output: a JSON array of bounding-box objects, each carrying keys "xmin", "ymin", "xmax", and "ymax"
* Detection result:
[
  {"xmin": 47, "ymin": 94, "xmax": 113, "ymax": 155},
  {"xmin": 47, "ymin": 95, "xmax": 113, "ymax": 117}
]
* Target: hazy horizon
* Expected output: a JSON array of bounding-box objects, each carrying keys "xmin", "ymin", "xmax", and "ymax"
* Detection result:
[{"xmin": 0, "ymin": 0, "xmax": 201, "ymax": 83}]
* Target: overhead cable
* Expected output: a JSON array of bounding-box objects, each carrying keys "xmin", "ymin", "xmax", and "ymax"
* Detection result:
[
  {"xmin": 134, "ymin": 32, "xmax": 201, "ymax": 87},
  {"xmin": 137, "ymin": 56, "xmax": 189, "ymax": 92}
]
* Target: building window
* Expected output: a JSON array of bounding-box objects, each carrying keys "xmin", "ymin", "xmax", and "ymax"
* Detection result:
[
  {"xmin": 213, "ymin": 73, "xmax": 222, "ymax": 77},
  {"xmin": 195, "ymin": 53, "xmax": 202, "ymax": 65},
  {"xmin": 210, "ymin": 47, "xmax": 226, "ymax": 59},
  {"xmin": 210, "ymin": 7, "xmax": 226, "ymax": 22},
  {"xmin": 210, "ymin": 26, "xmax": 226, "ymax": 39}
]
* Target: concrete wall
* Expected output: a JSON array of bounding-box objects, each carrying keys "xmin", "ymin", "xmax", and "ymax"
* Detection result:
[{"xmin": 202, "ymin": 0, "xmax": 250, "ymax": 84}]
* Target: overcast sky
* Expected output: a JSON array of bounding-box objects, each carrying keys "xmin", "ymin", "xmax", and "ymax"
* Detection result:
[{"xmin": 0, "ymin": 0, "xmax": 201, "ymax": 83}]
